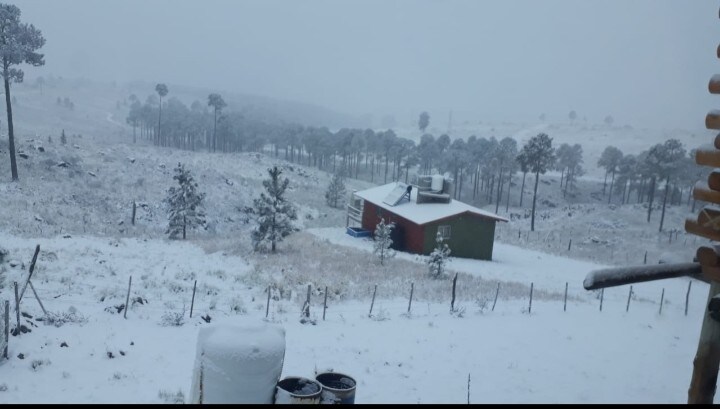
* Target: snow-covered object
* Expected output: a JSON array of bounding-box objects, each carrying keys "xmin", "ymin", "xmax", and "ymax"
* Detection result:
[
  {"xmin": 431, "ymin": 174, "xmax": 444, "ymax": 192},
  {"xmin": 190, "ymin": 323, "xmax": 286, "ymax": 404},
  {"xmin": 275, "ymin": 377, "xmax": 322, "ymax": 404}
]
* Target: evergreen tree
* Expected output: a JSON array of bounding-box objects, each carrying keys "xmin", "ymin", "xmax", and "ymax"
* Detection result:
[
  {"xmin": 427, "ymin": 232, "xmax": 451, "ymax": 278},
  {"xmin": 519, "ymin": 133, "xmax": 556, "ymax": 232},
  {"xmin": 252, "ymin": 166, "xmax": 297, "ymax": 252},
  {"xmin": 60, "ymin": 129, "xmax": 66, "ymax": 145},
  {"xmin": 373, "ymin": 218, "xmax": 396, "ymax": 266},
  {"xmin": 165, "ymin": 163, "xmax": 206, "ymax": 240},
  {"xmin": 325, "ymin": 171, "xmax": 347, "ymax": 208}
]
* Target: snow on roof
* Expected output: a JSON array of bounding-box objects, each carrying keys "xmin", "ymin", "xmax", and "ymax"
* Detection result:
[{"xmin": 354, "ymin": 182, "xmax": 509, "ymax": 225}]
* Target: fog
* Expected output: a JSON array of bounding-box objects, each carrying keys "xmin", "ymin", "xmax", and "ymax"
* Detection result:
[{"xmin": 11, "ymin": 0, "xmax": 720, "ymax": 129}]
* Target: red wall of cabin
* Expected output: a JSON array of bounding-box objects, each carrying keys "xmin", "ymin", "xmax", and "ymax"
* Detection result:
[{"xmin": 361, "ymin": 201, "xmax": 425, "ymax": 254}]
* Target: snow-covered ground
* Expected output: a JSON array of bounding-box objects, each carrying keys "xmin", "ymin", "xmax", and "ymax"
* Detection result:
[{"xmin": 0, "ymin": 228, "xmax": 710, "ymax": 403}]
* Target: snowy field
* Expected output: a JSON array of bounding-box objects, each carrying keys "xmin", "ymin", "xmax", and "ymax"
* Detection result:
[{"xmin": 0, "ymin": 228, "xmax": 710, "ymax": 403}]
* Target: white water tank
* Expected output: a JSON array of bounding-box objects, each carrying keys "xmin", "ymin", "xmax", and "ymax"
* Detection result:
[
  {"xmin": 431, "ymin": 175, "xmax": 444, "ymax": 192},
  {"xmin": 190, "ymin": 324, "xmax": 286, "ymax": 404}
]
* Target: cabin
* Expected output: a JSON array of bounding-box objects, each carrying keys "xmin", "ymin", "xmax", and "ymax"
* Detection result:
[{"xmin": 347, "ymin": 175, "xmax": 508, "ymax": 261}]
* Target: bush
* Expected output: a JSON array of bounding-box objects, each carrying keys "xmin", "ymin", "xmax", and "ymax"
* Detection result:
[
  {"xmin": 160, "ymin": 309, "xmax": 186, "ymax": 327},
  {"xmin": 43, "ymin": 308, "xmax": 88, "ymax": 327}
]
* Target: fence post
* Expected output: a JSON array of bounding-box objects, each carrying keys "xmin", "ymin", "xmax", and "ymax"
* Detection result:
[
  {"xmin": 3, "ymin": 300, "xmax": 8, "ymax": 358},
  {"xmin": 266, "ymin": 285, "xmax": 271, "ymax": 318},
  {"xmin": 408, "ymin": 283, "xmax": 414, "ymax": 314},
  {"xmin": 599, "ymin": 288, "xmax": 604, "ymax": 312},
  {"xmin": 304, "ymin": 284, "xmax": 311, "ymax": 318},
  {"xmin": 14, "ymin": 282, "xmax": 20, "ymax": 336},
  {"xmin": 568, "ymin": 239, "xmax": 572, "ymax": 251},
  {"xmin": 323, "ymin": 286, "xmax": 328, "ymax": 321},
  {"xmin": 686, "ymin": 281, "xmax": 693, "ymax": 316},
  {"xmin": 644, "ymin": 251, "xmax": 648, "ymax": 265},
  {"xmin": 131, "ymin": 201, "xmax": 137, "ymax": 226},
  {"xmin": 451, "ymin": 273, "xmax": 458, "ymax": 312},
  {"xmin": 190, "ymin": 280, "xmax": 197, "ymax": 318},
  {"xmin": 563, "ymin": 282, "xmax": 568, "ymax": 312},
  {"xmin": 659, "ymin": 288, "xmax": 665, "ymax": 315},
  {"xmin": 369, "ymin": 285, "xmax": 377, "ymax": 318},
  {"xmin": 492, "ymin": 283, "xmax": 500, "ymax": 312},
  {"xmin": 626, "ymin": 285, "xmax": 633, "ymax": 312},
  {"xmin": 124, "ymin": 276, "xmax": 132, "ymax": 319},
  {"xmin": 528, "ymin": 282, "xmax": 533, "ymax": 314}
]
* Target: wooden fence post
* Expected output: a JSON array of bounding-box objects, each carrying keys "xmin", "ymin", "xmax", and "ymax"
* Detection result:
[
  {"xmin": 528, "ymin": 282, "xmax": 533, "ymax": 314},
  {"xmin": 492, "ymin": 283, "xmax": 500, "ymax": 312},
  {"xmin": 564, "ymin": 282, "xmax": 568, "ymax": 312},
  {"xmin": 131, "ymin": 201, "xmax": 137, "ymax": 226},
  {"xmin": 190, "ymin": 280, "xmax": 197, "ymax": 318},
  {"xmin": 659, "ymin": 288, "xmax": 665, "ymax": 315},
  {"xmin": 369, "ymin": 285, "xmax": 377, "ymax": 318},
  {"xmin": 599, "ymin": 288, "xmax": 604, "ymax": 312},
  {"xmin": 323, "ymin": 286, "xmax": 328, "ymax": 321},
  {"xmin": 13, "ymin": 282, "xmax": 20, "ymax": 336},
  {"xmin": 568, "ymin": 239, "xmax": 572, "ymax": 251},
  {"xmin": 266, "ymin": 285, "xmax": 271, "ymax": 318},
  {"xmin": 19, "ymin": 245, "xmax": 40, "ymax": 303},
  {"xmin": 451, "ymin": 273, "xmax": 458, "ymax": 312},
  {"xmin": 626, "ymin": 285, "xmax": 633, "ymax": 312},
  {"xmin": 124, "ymin": 276, "xmax": 132, "ymax": 319},
  {"xmin": 688, "ymin": 281, "xmax": 720, "ymax": 403},
  {"xmin": 304, "ymin": 284, "xmax": 311, "ymax": 318},
  {"xmin": 644, "ymin": 251, "xmax": 648, "ymax": 265},
  {"xmin": 686, "ymin": 281, "xmax": 693, "ymax": 316},
  {"xmin": 3, "ymin": 300, "xmax": 8, "ymax": 358},
  {"xmin": 408, "ymin": 283, "xmax": 414, "ymax": 314}
]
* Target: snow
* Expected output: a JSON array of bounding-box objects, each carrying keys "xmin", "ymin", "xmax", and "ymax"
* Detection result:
[
  {"xmin": 354, "ymin": 182, "xmax": 508, "ymax": 225},
  {"xmin": 189, "ymin": 324, "xmax": 285, "ymax": 404},
  {"xmin": 0, "ymin": 229, "xmax": 713, "ymax": 403}
]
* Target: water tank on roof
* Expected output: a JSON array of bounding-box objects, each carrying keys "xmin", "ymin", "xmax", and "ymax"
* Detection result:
[{"xmin": 431, "ymin": 175, "xmax": 444, "ymax": 192}]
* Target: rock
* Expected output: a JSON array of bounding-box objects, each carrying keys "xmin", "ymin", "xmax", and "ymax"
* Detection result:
[
  {"xmin": 17, "ymin": 353, "xmax": 24, "ymax": 359},
  {"xmin": 56, "ymin": 162, "xmax": 70, "ymax": 168},
  {"xmin": 60, "ymin": 342, "xmax": 68, "ymax": 348},
  {"xmin": 128, "ymin": 157, "xmax": 136, "ymax": 163},
  {"xmin": 88, "ymin": 171, "xmax": 96, "ymax": 177},
  {"xmin": 34, "ymin": 215, "xmax": 43, "ymax": 222},
  {"xmin": 63, "ymin": 235, "xmax": 71, "ymax": 239},
  {"xmin": 18, "ymin": 152, "xmax": 29, "ymax": 159},
  {"xmin": 37, "ymin": 146, "xmax": 45, "ymax": 152}
]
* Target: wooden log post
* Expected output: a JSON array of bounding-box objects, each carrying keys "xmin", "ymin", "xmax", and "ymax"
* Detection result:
[
  {"xmin": 28, "ymin": 281, "xmax": 46, "ymax": 316},
  {"xmin": 564, "ymin": 282, "xmax": 568, "ymax": 312},
  {"xmin": 131, "ymin": 201, "xmax": 137, "ymax": 226},
  {"xmin": 688, "ymin": 281, "xmax": 720, "ymax": 403},
  {"xmin": 451, "ymin": 273, "xmax": 458, "ymax": 312},
  {"xmin": 626, "ymin": 285, "xmax": 633, "ymax": 312},
  {"xmin": 369, "ymin": 285, "xmax": 377, "ymax": 318},
  {"xmin": 599, "ymin": 288, "xmax": 604, "ymax": 312},
  {"xmin": 659, "ymin": 288, "xmax": 665, "ymax": 315},
  {"xmin": 265, "ymin": 285, "xmax": 271, "ymax": 318},
  {"xmin": 644, "ymin": 251, "xmax": 648, "ymax": 265},
  {"xmin": 687, "ymin": 281, "xmax": 693, "ymax": 316},
  {"xmin": 492, "ymin": 283, "xmax": 500, "ymax": 312},
  {"xmin": 124, "ymin": 276, "xmax": 132, "ymax": 319},
  {"xmin": 323, "ymin": 286, "xmax": 328, "ymax": 321},
  {"xmin": 190, "ymin": 280, "xmax": 197, "ymax": 318},
  {"xmin": 568, "ymin": 239, "xmax": 572, "ymax": 251},
  {"xmin": 408, "ymin": 282, "xmax": 414, "ymax": 314}
]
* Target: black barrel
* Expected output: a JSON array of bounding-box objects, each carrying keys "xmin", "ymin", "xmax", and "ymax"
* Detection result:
[{"xmin": 315, "ymin": 372, "xmax": 356, "ymax": 404}]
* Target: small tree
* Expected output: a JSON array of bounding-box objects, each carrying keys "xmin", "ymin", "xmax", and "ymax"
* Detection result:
[
  {"xmin": 427, "ymin": 232, "xmax": 451, "ymax": 278},
  {"xmin": 252, "ymin": 166, "xmax": 297, "ymax": 252},
  {"xmin": 373, "ymin": 218, "xmax": 396, "ymax": 266},
  {"xmin": 325, "ymin": 171, "xmax": 347, "ymax": 208},
  {"xmin": 165, "ymin": 163, "xmax": 206, "ymax": 240},
  {"xmin": 60, "ymin": 129, "xmax": 66, "ymax": 145}
]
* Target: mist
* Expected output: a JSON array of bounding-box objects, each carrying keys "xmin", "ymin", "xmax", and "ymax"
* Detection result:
[{"xmin": 11, "ymin": 0, "xmax": 720, "ymax": 129}]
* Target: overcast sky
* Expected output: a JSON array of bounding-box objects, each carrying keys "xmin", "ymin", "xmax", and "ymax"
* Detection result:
[{"xmin": 11, "ymin": 0, "xmax": 720, "ymax": 129}]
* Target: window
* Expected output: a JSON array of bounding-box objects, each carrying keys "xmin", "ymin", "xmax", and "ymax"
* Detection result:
[{"xmin": 438, "ymin": 225, "xmax": 451, "ymax": 240}]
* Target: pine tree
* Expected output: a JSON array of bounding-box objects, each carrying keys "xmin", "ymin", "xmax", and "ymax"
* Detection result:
[
  {"xmin": 165, "ymin": 163, "xmax": 206, "ymax": 240},
  {"xmin": 60, "ymin": 129, "xmax": 66, "ymax": 145},
  {"xmin": 325, "ymin": 172, "xmax": 347, "ymax": 208},
  {"xmin": 427, "ymin": 232, "xmax": 451, "ymax": 278},
  {"xmin": 373, "ymin": 218, "xmax": 396, "ymax": 266},
  {"xmin": 252, "ymin": 166, "xmax": 297, "ymax": 252}
]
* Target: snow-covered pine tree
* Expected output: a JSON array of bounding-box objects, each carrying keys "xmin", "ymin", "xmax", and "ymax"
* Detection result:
[
  {"xmin": 373, "ymin": 218, "xmax": 396, "ymax": 265},
  {"xmin": 427, "ymin": 232, "xmax": 451, "ymax": 278},
  {"xmin": 165, "ymin": 163, "xmax": 206, "ymax": 240},
  {"xmin": 325, "ymin": 171, "xmax": 347, "ymax": 208},
  {"xmin": 60, "ymin": 129, "xmax": 67, "ymax": 145},
  {"xmin": 252, "ymin": 166, "xmax": 297, "ymax": 252}
]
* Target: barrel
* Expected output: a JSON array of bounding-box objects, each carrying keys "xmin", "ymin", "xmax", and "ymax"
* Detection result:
[
  {"xmin": 315, "ymin": 372, "xmax": 356, "ymax": 404},
  {"xmin": 275, "ymin": 377, "xmax": 323, "ymax": 404}
]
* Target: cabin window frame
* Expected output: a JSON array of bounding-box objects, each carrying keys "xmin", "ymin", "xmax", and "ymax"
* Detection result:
[{"xmin": 438, "ymin": 225, "xmax": 451, "ymax": 240}]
